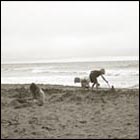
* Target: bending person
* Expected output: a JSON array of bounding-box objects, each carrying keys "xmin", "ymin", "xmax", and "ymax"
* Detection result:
[{"xmin": 89, "ymin": 69, "xmax": 108, "ymax": 89}]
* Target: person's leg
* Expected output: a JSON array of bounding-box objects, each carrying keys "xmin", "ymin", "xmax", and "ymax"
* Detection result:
[
  {"xmin": 95, "ymin": 79, "xmax": 100, "ymax": 89},
  {"xmin": 92, "ymin": 83, "xmax": 95, "ymax": 88},
  {"xmin": 91, "ymin": 82, "xmax": 96, "ymax": 90},
  {"xmin": 96, "ymin": 83, "xmax": 100, "ymax": 89},
  {"xmin": 91, "ymin": 78, "xmax": 97, "ymax": 90},
  {"xmin": 90, "ymin": 73, "xmax": 96, "ymax": 90},
  {"xmin": 81, "ymin": 80, "xmax": 84, "ymax": 88}
]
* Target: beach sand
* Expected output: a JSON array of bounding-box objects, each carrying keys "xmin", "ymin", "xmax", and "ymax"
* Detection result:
[{"xmin": 1, "ymin": 84, "xmax": 139, "ymax": 139}]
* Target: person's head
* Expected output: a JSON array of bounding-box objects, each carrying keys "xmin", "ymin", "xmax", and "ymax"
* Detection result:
[
  {"xmin": 30, "ymin": 83, "xmax": 39, "ymax": 93},
  {"xmin": 100, "ymin": 68, "xmax": 105, "ymax": 74}
]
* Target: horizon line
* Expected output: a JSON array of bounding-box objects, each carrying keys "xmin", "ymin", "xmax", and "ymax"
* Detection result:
[{"xmin": 1, "ymin": 56, "xmax": 139, "ymax": 64}]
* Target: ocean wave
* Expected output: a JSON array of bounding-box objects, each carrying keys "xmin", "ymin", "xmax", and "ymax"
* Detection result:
[
  {"xmin": 1, "ymin": 76, "xmax": 139, "ymax": 89},
  {"xmin": 115, "ymin": 64, "xmax": 139, "ymax": 69},
  {"xmin": 2, "ymin": 66, "xmax": 139, "ymax": 77},
  {"xmin": 32, "ymin": 69, "xmax": 88, "ymax": 75},
  {"xmin": 107, "ymin": 70, "xmax": 139, "ymax": 77}
]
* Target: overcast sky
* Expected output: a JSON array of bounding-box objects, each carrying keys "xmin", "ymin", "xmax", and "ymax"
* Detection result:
[{"xmin": 1, "ymin": 1, "xmax": 139, "ymax": 62}]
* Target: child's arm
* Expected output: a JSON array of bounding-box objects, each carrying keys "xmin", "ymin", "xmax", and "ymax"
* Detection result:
[{"xmin": 101, "ymin": 75, "xmax": 108, "ymax": 83}]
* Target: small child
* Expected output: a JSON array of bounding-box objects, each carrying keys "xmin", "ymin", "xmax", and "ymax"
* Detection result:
[
  {"xmin": 74, "ymin": 77, "xmax": 90, "ymax": 88},
  {"xmin": 30, "ymin": 83, "xmax": 45, "ymax": 106},
  {"xmin": 80, "ymin": 77, "xmax": 90, "ymax": 88}
]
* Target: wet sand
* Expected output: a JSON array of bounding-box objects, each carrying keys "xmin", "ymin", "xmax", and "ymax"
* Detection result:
[{"xmin": 1, "ymin": 84, "xmax": 139, "ymax": 139}]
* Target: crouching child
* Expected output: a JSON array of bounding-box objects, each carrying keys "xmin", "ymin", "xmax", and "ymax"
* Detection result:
[{"xmin": 30, "ymin": 83, "xmax": 45, "ymax": 106}]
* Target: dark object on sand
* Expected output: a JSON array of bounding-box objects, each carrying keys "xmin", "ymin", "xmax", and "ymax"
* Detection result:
[
  {"xmin": 111, "ymin": 85, "xmax": 115, "ymax": 92},
  {"xmin": 74, "ymin": 77, "xmax": 81, "ymax": 83}
]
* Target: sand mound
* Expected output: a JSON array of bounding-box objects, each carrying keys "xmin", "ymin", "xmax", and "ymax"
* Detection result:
[
  {"xmin": 10, "ymin": 98, "xmax": 33, "ymax": 109},
  {"xmin": 48, "ymin": 92, "xmax": 83, "ymax": 103}
]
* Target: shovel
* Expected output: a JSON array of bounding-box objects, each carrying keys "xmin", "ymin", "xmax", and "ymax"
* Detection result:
[
  {"xmin": 107, "ymin": 82, "xmax": 111, "ymax": 88},
  {"xmin": 106, "ymin": 81, "xmax": 115, "ymax": 91}
]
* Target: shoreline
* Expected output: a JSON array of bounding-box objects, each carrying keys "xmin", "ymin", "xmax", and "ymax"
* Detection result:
[
  {"xmin": 1, "ymin": 84, "xmax": 139, "ymax": 139},
  {"xmin": 1, "ymin": 83, "xmax": 139, "ymax": 90}
]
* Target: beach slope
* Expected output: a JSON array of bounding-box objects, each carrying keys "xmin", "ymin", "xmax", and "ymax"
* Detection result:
[{"xmin": 1, "ymin": 84, "xmax": 139, "ymax": 139}]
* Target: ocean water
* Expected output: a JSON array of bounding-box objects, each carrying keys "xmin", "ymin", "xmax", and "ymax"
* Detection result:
[{"xmin": 1, "ymin": 59, "xmax": 139, "ymax": 89}]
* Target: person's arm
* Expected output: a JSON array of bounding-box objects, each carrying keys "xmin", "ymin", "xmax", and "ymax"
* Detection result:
[{"xmin": 101, "ymin": 75, "xmax": 108, "ymax": 83}]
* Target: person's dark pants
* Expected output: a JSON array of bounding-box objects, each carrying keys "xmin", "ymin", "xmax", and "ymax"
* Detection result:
[{"xmin": 90, "ymin": 73, "xmax": 99, "ymax": 88}]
